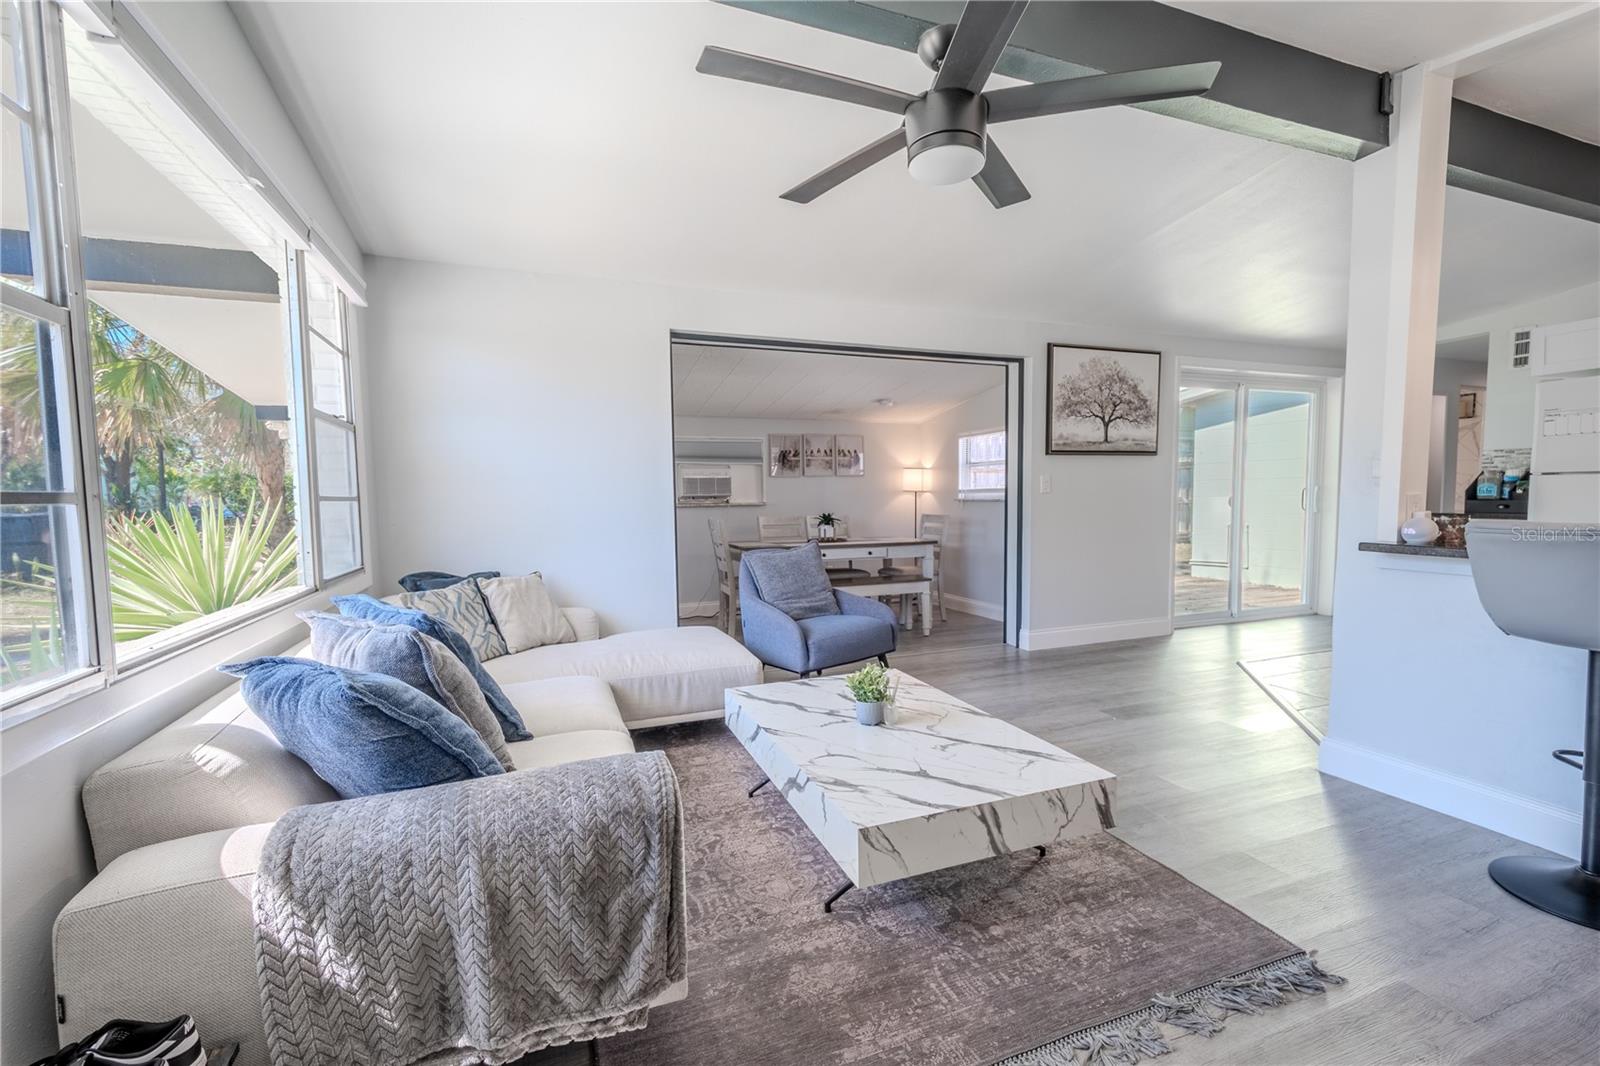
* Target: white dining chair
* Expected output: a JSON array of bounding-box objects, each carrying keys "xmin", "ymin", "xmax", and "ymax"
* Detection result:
[
  {"xmin": 708, "ymin": 518, "xmax": 737, "ymax": 634},
  {"xmin": 757, "ymin": 515, "xmax": 807, "ymax": 542},
  {"xmin": 886, "ymin": 513, "xmax": 947, "ymax": 623},
  {"xmin": 804, "ymin": 515, "xmax": 869, "ymax": 579}
]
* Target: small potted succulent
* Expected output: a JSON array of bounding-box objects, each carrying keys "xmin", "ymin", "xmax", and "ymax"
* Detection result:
[
  {"xmin": 844, "ymin": 662, "xmax": 891, "ymax": 726},
  {"xmin": 815, "ymin": 512, "xmax": 839, "ymax": 541}
]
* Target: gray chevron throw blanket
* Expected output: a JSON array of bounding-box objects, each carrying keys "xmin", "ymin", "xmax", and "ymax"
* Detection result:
[{"xmin": 253, "ymin": 752, "xmax": 686, "ymax": 1066}]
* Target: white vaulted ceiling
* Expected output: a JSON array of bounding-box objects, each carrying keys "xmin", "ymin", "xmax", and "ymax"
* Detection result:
[
  {"xmin": 234, "ymin": 1, "xmax": 1600, "ymax": 350},
  {"xmin": 671, "ymin": 345, "xmax": 1004, "ymax": 423}
]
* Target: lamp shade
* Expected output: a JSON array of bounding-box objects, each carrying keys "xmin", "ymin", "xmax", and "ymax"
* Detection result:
[{"xmin": 902, "ymin": 467, "xmax": 932, "ymax": 492}]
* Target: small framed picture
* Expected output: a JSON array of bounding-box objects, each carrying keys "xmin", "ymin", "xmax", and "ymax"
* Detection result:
[
  {"xmin": 834, "ymin": 434, "xmax": 864, "ymax": 476},
  {"xmin": 1459, "ymin": 391, "xmax": 1478, "ymax": 419},
  {"xmin": 1047, "ymin": 344, "xmax": 1161, "ymax": 455},
  {"xmin": 803, "ymin": 434, "xmax": 835, "ymax": 476},
  {"xmin": 769, "ymin": 434, "xmax": 802, "ymax": 477}
]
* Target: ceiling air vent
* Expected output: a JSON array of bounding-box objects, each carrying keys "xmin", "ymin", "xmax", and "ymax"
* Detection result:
[{"xmin": 1511, "ymin": 327, "xmax": 1533, "ymax": 368}]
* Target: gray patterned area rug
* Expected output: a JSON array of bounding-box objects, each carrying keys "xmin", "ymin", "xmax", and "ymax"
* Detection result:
[{"xmin": 597, "ymin": 722, "xmax": 1341, "ymax": 1066}]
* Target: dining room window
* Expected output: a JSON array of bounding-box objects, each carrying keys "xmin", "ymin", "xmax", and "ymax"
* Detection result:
[{"xmin": 958, "ymin": 429, "xmax": 1006, "ymax": 500}]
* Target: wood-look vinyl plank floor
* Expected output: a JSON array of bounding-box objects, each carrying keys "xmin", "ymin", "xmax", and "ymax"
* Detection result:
[{"xmin": 532, "ymin": 614, "xmax": 1599, "ymax": 1066}]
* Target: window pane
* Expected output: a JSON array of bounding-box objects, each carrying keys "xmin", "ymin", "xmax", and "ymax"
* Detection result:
[
  {"xmin": 1, "ymin": 310, "xmax": 74, "ymax": 492},
  {"xmin": 315, "ymin": 418, "xmax": 357, "ymax": 498},
  {"xmin": 309, "ymin": 331, "xmax": 347, "ymax": 418},
  {"xmin": 65, "ymin": 24, "xmax": 305, "ymax": 656},
  {"xmin": 318, "ymin": 499, "xmax": 361, "ymax": 578},
  {"xmin": 2, "ymin": 108, "xmax": 44, "ymax": 294},
  {"xmin": 306, "ymin": 265, "xmax": 343, "ymax": 349},
  {"xmin": 0, "ymin": 1, "xmax": 24, "ymax": 109},
  {"xmin": 1, "ymin": 503, "xmax": 87, "ymax": 698},
  {"xmin": 959, "ymin": 431, "xmax": 1006, "ymax": 493}
]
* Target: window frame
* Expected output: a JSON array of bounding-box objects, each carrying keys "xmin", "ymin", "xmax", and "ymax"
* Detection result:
[
  {"xmin": 0, "ymin": 2, "xmax": 367, "ymax": 717},
  {"xmin": 957, "ymin": 427, "xmax": 1007, "ymax": 502},
  {"xmin": 295, "ymin": 256, "xmax": 363, "ymax": 582},
  {"xmin": 0, "ymin": 0, "xmax": 102, "ymax": 708}
]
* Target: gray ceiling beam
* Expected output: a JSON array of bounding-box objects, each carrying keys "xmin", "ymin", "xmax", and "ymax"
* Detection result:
[
  {"xmin": 722, "ymin": 0, "xmax": 1387, "ymax": 159},
  {"xmin": 721, "ymin": 0, "xmax": 1600, "ymax": 223},
  {"xmin": 1448, "ymin": 102, "xmax": 1599, "ymax": 223}
]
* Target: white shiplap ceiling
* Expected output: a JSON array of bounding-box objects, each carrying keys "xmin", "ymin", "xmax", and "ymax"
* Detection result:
[
  {"xmin": 234, "ymin": 1, "xmax": 1600, "ymax": 351},
  {"xmin": 672, "ymin": 345, "xmax": 1004, "ymax": 423}
]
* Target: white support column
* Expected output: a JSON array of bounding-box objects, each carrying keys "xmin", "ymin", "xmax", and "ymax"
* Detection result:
[{"xmin": 1343, "ymin": 65, "xmax": 1454, "ymax": 540}]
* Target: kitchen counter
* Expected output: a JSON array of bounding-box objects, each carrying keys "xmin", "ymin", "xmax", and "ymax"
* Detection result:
[{"xmin": 1358, "ymin": 541, "xmax": 1469, "ymax": 559}]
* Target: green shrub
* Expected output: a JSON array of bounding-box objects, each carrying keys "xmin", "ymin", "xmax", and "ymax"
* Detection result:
[{"xmin": 106, "ymin": 498, "xmax": 300, "ymax": 640}]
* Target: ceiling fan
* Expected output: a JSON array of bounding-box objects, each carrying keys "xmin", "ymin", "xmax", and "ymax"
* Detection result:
[{"xmin": 696, "ymin": 0, "xmax": 1221, "ymax": 208}]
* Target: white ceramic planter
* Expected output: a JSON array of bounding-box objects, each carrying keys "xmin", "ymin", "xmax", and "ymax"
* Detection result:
[{"xmin": 854, "ymin": 700, "xmax": 886, "ymax": 726}]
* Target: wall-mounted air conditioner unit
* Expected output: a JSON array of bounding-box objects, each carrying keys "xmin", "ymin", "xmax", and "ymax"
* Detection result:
[{"xmin": 677, "ymin": 463, "xmax": 733, "ymax": 501}]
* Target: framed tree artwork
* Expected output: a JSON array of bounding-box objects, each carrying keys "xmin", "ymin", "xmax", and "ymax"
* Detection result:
[{"xmin": 1047, "ymin": 344, "xmax": 1161, "ymax": 455}]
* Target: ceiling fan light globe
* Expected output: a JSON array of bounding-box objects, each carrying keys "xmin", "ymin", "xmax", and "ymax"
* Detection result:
[{"xmin": 907, "ymin": 135, "xmax": 986, "ymax": 186}]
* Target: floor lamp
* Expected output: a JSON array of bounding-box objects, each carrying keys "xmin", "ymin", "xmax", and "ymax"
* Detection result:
[{"xmin": 902, "ymin": 467, "xmax": 931, "ymax": 536}]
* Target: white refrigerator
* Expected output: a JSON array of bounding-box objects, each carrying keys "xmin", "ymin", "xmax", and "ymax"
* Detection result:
[{"xmin": 1529, "ymin": 318, "xmax": 1600, "ymax": 524}]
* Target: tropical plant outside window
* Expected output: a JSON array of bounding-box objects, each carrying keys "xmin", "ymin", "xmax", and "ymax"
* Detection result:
[{"xmin": 958, "ymin": 429, "xmax": 1006, "ymax": 500}]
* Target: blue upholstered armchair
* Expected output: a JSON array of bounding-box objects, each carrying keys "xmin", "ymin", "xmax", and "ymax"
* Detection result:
[{"xmin": 738, "ymin": 546, "xmax": 898, "ymax": 677}]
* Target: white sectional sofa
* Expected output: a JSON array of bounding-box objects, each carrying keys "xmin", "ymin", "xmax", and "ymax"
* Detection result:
[{"xmin": 54, "ymin": 608, "xmax": 761, "ymax": 1065}]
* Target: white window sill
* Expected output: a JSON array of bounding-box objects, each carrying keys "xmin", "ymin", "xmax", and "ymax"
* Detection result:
[{"xmin": 957, "ymin": 491, "xmax": 1006, "ymax": 502}]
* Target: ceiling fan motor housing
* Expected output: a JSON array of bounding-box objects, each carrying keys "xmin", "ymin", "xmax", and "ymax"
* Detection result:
[{"xmin": 904, "ymin": 89, "xmax": 988, "ymax": 168}]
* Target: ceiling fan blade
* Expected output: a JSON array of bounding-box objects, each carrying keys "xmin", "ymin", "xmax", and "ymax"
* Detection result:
[
  {"xmin": 985, "ymin": 61, "xmax": 1221, "ymax": 123},
  {"xmin": 697, "ymin": 46, "xmax": 917, "ymax": 115},
  {"xmin": 933, "ymin": 1, "xmax": 1029, "ymax": 94},
  {"xmin": 971, "ymin": 138, "xmax": 1030, "ymax": 208},
  {"xmin": 781, "ymin": 128, "xmax": 907, "ymax": 203}
]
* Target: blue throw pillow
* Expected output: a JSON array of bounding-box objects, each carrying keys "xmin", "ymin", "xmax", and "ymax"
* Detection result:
[
  {"xmin": 745, "ymin": 541, "xmax": 840, "ymax": 620},
  {"xmin": 332, "ymin": 594, "xmax": 531, "ymax": 741},
  {"xmin": 219, "ymin": 656, "xmax": 505, "ymax": 798},
  {"xmin": 398, "ymin": 570, "xmax": 500, "ymax": 594},
  {"xmin": 302, "ymin": 612, "xmax": 517, "ymax": 770}
]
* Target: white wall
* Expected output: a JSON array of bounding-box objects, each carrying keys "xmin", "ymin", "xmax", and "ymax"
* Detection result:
[
  {"xmin": 1327, "ymin": 285, "xmax": 1589, "ymax": 859},
  {"xmin": 363, "ymin": 255, "xmax": 1343, "ymax": 649},
  {"xmin": 918, "ymin": 385, "xmax": 1009, "ymax": 617},
  {"xmin": 1440, "ymin": 282, "xmax": 1600, "ymax": 455},
  {"xmin": 673, "ymin": 416, "xmax": 925, "ymax": 614}
]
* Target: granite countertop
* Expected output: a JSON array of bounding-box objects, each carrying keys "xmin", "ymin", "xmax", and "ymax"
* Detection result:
[{"xmin": 1357, "ymin": 541, "xmax": 1469, "ymax": 559}]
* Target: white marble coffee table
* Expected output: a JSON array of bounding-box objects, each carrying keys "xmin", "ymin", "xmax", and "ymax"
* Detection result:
[{"xmin": 725, "ymin": 671, "xmax": 1117, "ymax": 911}]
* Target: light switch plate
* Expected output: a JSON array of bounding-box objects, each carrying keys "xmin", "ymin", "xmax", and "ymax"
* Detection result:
[{"xmin": 1039, "ymin": 474, "xmax": 1051, "ymax": 494}]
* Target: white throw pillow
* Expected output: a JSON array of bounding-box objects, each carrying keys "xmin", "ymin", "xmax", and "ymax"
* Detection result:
[{"xmin": 477, "ymin": 573, "xmax": 576, "ymax": 654}]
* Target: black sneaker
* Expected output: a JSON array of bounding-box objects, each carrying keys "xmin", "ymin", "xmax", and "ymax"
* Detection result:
[{"xmin": 30, "ymin": 1015, "xmax": 207, "ymax": 1066}]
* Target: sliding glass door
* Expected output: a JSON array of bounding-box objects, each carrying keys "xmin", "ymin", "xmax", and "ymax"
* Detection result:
[{"xmin": 1174, "ymin": 374, "xmax": 1321, "ymax": 624}]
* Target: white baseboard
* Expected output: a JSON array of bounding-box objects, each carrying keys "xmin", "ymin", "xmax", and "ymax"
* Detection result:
[
  {"xmin": 942, "ymin": 593, "xmax": 1003, "ymax": 621},
  {"xmin": 1319, "ymin": 737, "xmax": 1581, "ymax": 858},
  {"xmin": 677, "ymin": 600, "xmax": 719, "ymax": 619},
  {"xmin": 1020, "ymin": 616, "xmax": 1172, "ymax": 651}
]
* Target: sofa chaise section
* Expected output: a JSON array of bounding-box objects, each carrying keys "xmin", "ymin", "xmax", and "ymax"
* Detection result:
[{"xmin": 484, "ymin": 624, "xmax": 762, "ymax": 728}]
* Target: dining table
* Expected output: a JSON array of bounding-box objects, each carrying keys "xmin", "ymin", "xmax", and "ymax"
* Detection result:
[{"xmin": 724, "ymin": 537, "xmax": 938, "ymax": 639}]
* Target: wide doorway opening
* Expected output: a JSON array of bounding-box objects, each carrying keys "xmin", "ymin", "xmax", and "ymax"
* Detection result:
[{"xmin": 668, "ymin": 333, "xmax": 1023, "ymax": 651}]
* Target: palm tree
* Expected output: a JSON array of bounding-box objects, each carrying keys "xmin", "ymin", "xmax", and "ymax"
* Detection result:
[
  {"xmin": 87, "ymin": 306, "xmax": 205, "ymax": 511},
  {"xmin": 0, "ymin": 304, "xmax": 280, "ymax": 514}
]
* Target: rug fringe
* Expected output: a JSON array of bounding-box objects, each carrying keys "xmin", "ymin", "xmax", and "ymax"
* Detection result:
[{"xmin": 996, "ymin": 952, "xmax": 1345, "ymax": 1066}]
